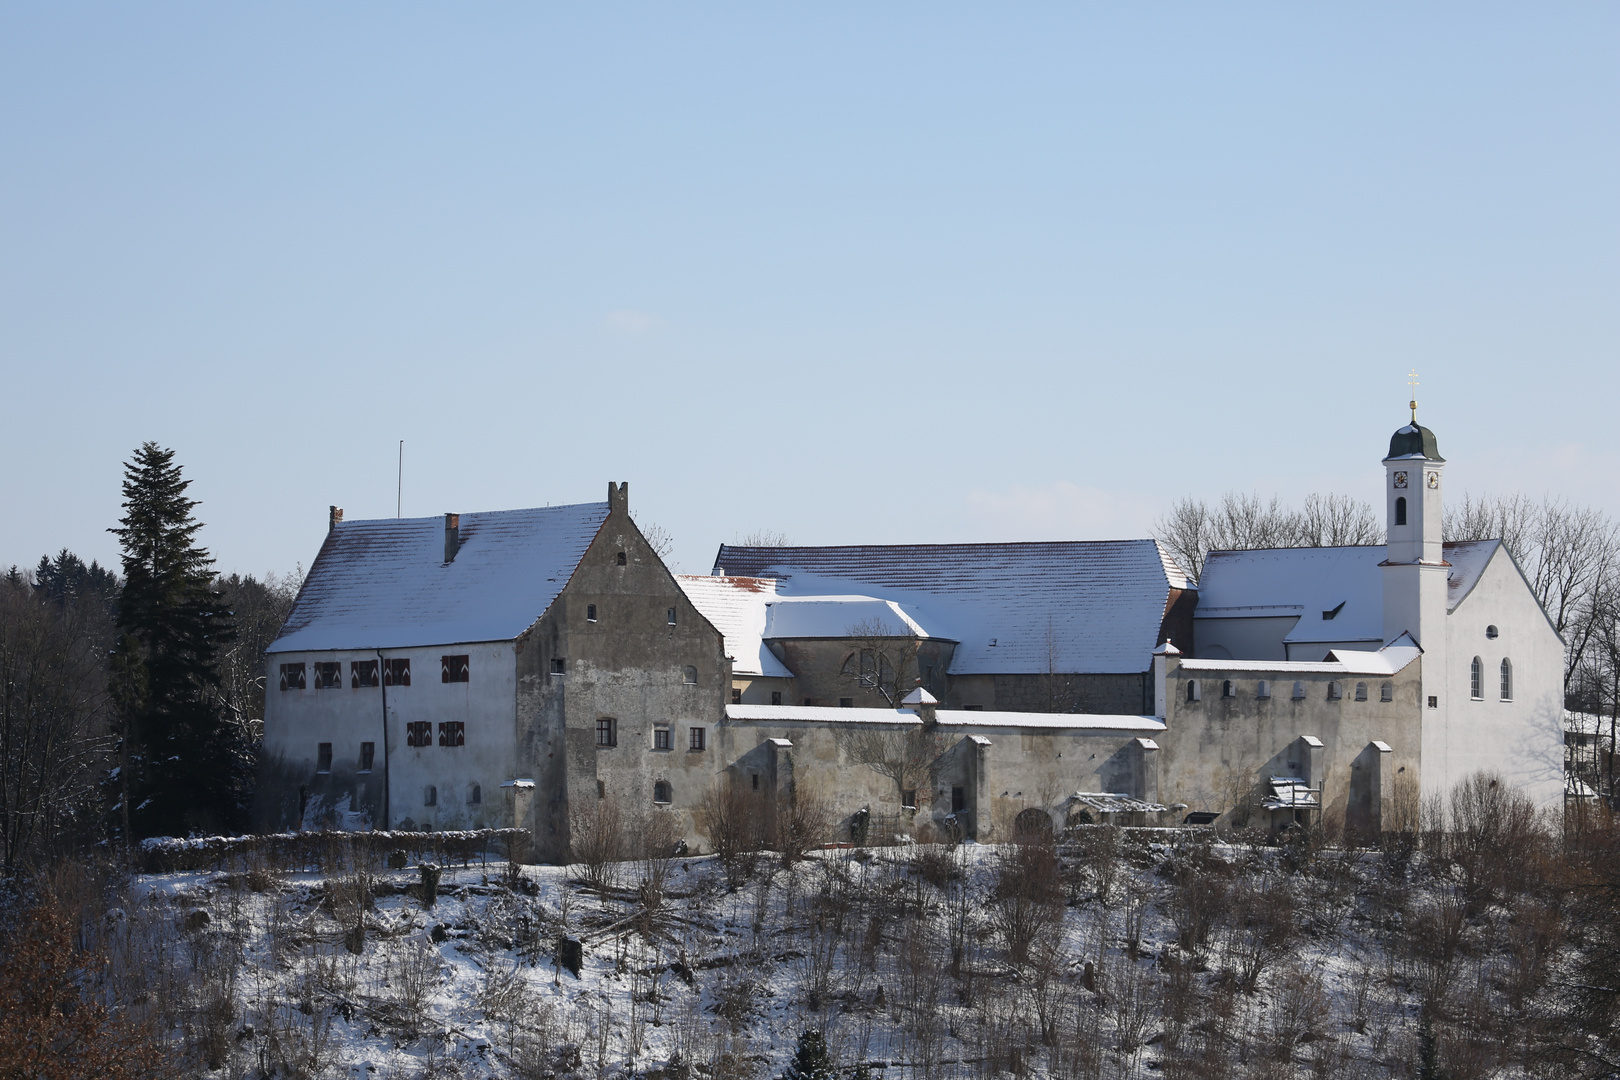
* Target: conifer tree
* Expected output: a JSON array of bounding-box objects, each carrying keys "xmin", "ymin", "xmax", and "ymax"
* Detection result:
[
  {"xmin": 782, "ymin": 1031, "xmax": 835, "ymax": 1080},
  {"xmin": 108, "ymin": 442, "xmax": 244, "ymax": 840}
]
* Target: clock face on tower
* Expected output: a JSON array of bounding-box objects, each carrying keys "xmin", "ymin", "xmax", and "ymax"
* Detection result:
[
  {"xmin": 1427, "ymin": 472, "xmax": 1439, "ymax": 489},
  {"xmin": 1394, "ymin": 472, "xmax": 1408, "ymax": 489}
]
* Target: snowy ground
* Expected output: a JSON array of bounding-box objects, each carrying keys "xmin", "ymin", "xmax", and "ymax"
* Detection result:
[{"xmin": 113, "ymin": 829, "xmax": 1552, "ymax": 1080}]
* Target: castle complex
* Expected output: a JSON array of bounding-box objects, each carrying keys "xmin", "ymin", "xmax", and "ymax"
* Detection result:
[{"xmin": 257, "ymin": 413, "xmax": 1566, "ymax": 856}]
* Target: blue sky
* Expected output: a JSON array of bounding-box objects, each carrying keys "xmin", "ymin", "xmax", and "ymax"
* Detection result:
[{"xmin": 2, "ymin": 5, "xmax": 1616, "ymax": 578}]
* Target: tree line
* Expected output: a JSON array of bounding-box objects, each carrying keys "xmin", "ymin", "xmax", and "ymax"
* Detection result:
[{"xmin": 0, "ymin": 443, "xmax": 298, "ymax": 871}]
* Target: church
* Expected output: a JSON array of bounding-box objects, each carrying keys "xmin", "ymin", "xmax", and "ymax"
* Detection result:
[{"xmin": 256, "ymin": 409, "xmax": 1566, "ymax": 855}]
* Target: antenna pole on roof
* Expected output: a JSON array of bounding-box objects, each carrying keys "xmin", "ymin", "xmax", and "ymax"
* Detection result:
[{"xmin": 397, "ymin": 440, "xmax": 403, "ymax": 518}]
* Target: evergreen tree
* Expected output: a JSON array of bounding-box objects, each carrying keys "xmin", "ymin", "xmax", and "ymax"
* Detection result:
[
  {"xmin": 782, "ymin": 1031, "xmax": 835, "ymax": 1080},
  {"xmin": 108, "ymin": 443, "xmax": 245, "ymax": 840}
]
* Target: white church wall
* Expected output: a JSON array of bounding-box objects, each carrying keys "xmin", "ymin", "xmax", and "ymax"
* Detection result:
[{"xmin": 1440, "ymin": 550, "xmax": 1566, "ymax": 810}]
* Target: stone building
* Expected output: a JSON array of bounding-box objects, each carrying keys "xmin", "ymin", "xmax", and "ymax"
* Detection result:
[{"xmin": 256, "ymin": 484, "xmax": 731, "ymax": 860}]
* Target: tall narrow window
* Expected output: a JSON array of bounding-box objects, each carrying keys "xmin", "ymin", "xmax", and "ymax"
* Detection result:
[
  {"xmin": 951, "ymin": 786, "xmax": 966, "ymax": 813},
  {"xmin": 683, "ymin": 666, "xmax": 697, "ymax": 685},
  {"xmin": 667, "ymin": 607, "xmax": 677, "ymax": 626},
  {"xmin": 1380, "ymin": 682, "xmax": 1393, "ymax": 702},
  {"xmin": 1256, "ymin": 680, "xmax": 1271, "ymax": 699},
  {"xmin": 351, "ymin": 660, "xmax": 378, "ymax": 688},
  {"xmin": 1328, "ymin": 681, "xmax": 1343, "ymax": 701},
  {"xmin": 731, "ymin": 688, "xmax": 742, "ymax": 704},
  {"xmin": 1470, "ymin": 656, "xmax": 1483, "ymax": 699},
  {"xmin": 383, "ymin": 658, "xmax": 410, "ymax": 687},
  {"xmin": 1186, "ymin": 680, "xmax": 1200, "ymax": 702},
  {"xmin": 1395, "ymin": 497, "xmax": 1407, "ymax": 526},
  {"xmin": 359, "ymin": 742, "xmax": 375, "ymax": 772},
  {"xmin": 1354, "ymin": 681, "xmax": 1368, "ymax": 701},
  {"xmin": 653, "ymin": 780, "xmax": 672, "ymax": 804},
  {"xmin": 424, "ymin": 785, "xmax": 437, "ymax": 807},
  {"xmin": 616, "ymin": 551, "xmax": 627, "ymax": 566},
  {"xmin": 316, "ymin": 743, "xmax": 332, "ymax": 773},
  {"xmin": 468, "ymin": 784, "xmax": 481, "ymax": 806},
  {"xmin": 770, "ymin": 691, "xmax": 783, "ymax": 706},
  {"xmin": 689, "ymin": 727, "xmax": 706, "ymax": 751},
  {"xmin": 1500, "ymin": 658, "xmax": 1512, "ymax": 701},
  {"xmin": 1293, "ymin": 681, "xmax": 1306, "ymax": 700},
  {"xmin": 596, "ymin": 717, "xmax": 617, "ymax": 747},
  {"xmin": 1221, "ymin": 680, "xmax": 1235, "ymax": 698},
  {"xmin": 587, "ymin": 604, "xmax": 598, "ymax": 622},
  {"xmin": 441, "ymin": 655, "xmax": 470, "ymax": 683}
]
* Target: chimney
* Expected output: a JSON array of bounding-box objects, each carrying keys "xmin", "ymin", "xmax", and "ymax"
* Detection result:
[
  {"xmin": 608, "ymin": 481, "xmax": 629, "ymax": 515},
  {"xmin": 444, "ymin": 513, "xmax": 461, "ymax": 563},
  {"xmin": 901, "ymin": 686, "xmax": 938, "ymax": 726},
  {"xmin": 711, "ymin": 567, "xmax": 725, "ymax": 577},
  {"xmin": 329, "ymin": 506, "xmax": 344, "ymax": 533}
]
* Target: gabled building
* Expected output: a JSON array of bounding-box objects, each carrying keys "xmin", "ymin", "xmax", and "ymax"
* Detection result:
[{"xmin": 257, "ymin": 484, "xmax": 731, "ymax": 860}]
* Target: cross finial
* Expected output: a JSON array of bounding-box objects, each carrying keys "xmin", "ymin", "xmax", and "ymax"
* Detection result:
[{"xmin": 1407, "ymin": 369, "xmax": 1419, "ymax": 423}]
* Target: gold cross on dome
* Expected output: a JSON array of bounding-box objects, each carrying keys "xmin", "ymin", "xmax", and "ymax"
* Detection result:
[{"xmin": 1407, "ymin": 369, "xmax": 1419, "ymax": 422}]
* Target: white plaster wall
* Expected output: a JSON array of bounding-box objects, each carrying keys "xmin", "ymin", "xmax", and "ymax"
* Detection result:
[
  {"xmin": 1440, "ymin": 550, "xmax": 1565, "ymax": 810},
  {"xmin": 261, "ymin": 642, "xmax": 520, "ymax": 830},
  {"xmin": 1193, "ymin": 616, "xmax": 1298, "ymax": 661}
]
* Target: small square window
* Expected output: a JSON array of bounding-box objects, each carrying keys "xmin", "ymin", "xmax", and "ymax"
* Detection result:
[
  {"xmin": 441, "ymin": 654, "xmax": 470, "ymax": 683},
  {"xmin": 616, "ymin": 551, "xmax": 627, "ymax": 566},
  {"xmin": 351, "ymin": 660, "xmax": 378, "ymax": 688},
  {"xmin": 839, "ymin": 698, "xmax": 853, "ymax": 708},
  {"xmin": 770, "ymin": 691, "xmax": 782, "ymax": 706},
  {"xmin": 316, "ymin": 743, "xmax": 332, "ymax": 773},
  {"xmin": 596, "ymin": 717, "xmax": 616, "ymax": 747},
  {"xmin": 901, "ymin": 789, "xmax": 917, "ymax": 810},
  {"xmin": 683, "ymin": 666, "xmax": 697, "ymax": 685},
  {"xmin": 438, "ymin": 721, "xmax": 465, "ymax": 747},
  {"xmin": 405, "ymin": 721, "xmax": 432, "ymax": 747},
  {"xmin": 731, "ymin": 688, "xmax": 742, "ymax": 704},
  {"xmin": 550, "ymin": 658, "xmax": 566, "ymax": 676},
  {"xmin": 279, "ymin": 663, "xmax": 306, "ymax": 691},
  {"xmin": 587, "ymin": 604, "xmax": 597, "ymax": 622},
  {"xmin": 689, "ymin": 727, "xmax": 706, "ymax": 751},
  {"xmin": 1428, "ymin": 695, "xmax": 1439, "ymax": 709},
  {"xmin": 359, "ymin": 742, "xmax": 375, "ymax": 772},
  {"xmin": 383, "ymin": 658, "xmax": 410, "ymax": 687},
  {"xmin": 315, "ymin": 662, "xmax": 342, "ymax": 689},
  {"xmin": 803, "ymin": 697, "xmax": 814, "ymax": 706},
  {"xmin": 667, "ymin": 607, "xmax": 677, "ymax": 626},
  {"xmin": 653, "ymin": 727, "xmax": 672, "ymax": 751}
]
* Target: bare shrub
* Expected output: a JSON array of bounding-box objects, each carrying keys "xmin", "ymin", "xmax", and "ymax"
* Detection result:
[
  {"xmin": 1165, "ymin": 842, "xmax": 1231, "ymax": 956},
  {"xmin": 1446, "ymin": 771, "xmax": 1543, "ymax": 913},
  {"xmin": 697, "ymin": 779, "xmax": 762, "ymax": 887},
  {"xmin": 633, "ymin": 808, "xmax": 684, "ymax": 911},
  {"xmin": 1268, "ymin": 963, "xmax": 1329, "ymax": 1051},
  {"xmin": 774, "ymin": 786, "xmax": 834, "ymax": 867},
  {"xmin": 1067, "ymin": 824, "xmax": 1124, "ymax": 904},
  {"xmin": 989, "ymin": 839, "xmax": 1064, "ymax": 966},
  {"xmin": 570, "ymin": 797, "xmax": 626, "ymax": 893},
  {"xmin": 1220, "ymin": 876, "xmax": 1295, "ymax": 992}
]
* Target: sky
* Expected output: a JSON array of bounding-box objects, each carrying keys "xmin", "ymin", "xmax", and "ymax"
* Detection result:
[{"xmin": 2, "ymin": 4, "xmax": 1616, "ymax": 579}]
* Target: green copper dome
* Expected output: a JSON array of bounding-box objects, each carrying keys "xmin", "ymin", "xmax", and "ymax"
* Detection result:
[{"xmin": 1387, "ymin": 422, "xmax": 1443, "ymax": 461}]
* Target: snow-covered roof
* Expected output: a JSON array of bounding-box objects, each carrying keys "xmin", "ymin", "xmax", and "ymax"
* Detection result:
[
  {"xmin": 711, "ymin": 540, "xmax": 1191, "ymax": 676},
  {"xmin": 1262, "ymin": 777, "xmax": 1320, "ymax": 811},
  {"xmin": 1069, "ymin": 793, "xmax": 1169, "ymax": 814},
  {"xmin": 724, "ymin": 703, "xmax": 1166, "ymax": 732},
  {"xmin": 1177, "ymin": 637, "xmax": 1420, "ymax": 677},
  {"xmin": 676, "ymin": 575, "xmax": 792, "ymax": 678},
  {"xmin": 1197, "ymin": 542, "xmax": 1503, "ymax": 647},
  {"xmin": 269, "ymin": 503, "xmax": 610, "ymax": 653},
  {"xmin": 764, "ymin": 596, "xmax": 940, "ymax": 640}
]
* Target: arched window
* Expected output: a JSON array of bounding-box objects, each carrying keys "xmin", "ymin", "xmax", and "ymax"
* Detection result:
[
  {"xmin": 1222, "ymin": 680, "xmax": 1235, "ymax": 698},
  {"xmin": 1470, "ymin": 656, "xmax": 1483, "ymax": 700},
  {"xmin": 1395, "ymin": 497, "xmax": 1407, "ymax": 526},
  {"xmin": 1500, "ymin": 658, "xmax": 1512, "ymax": 701},
  {"xmin": 1355, "ymin": 681, "xmax": 1368, "ymax": 701},
  {"xmin": 683, "ymin": 665, "xmax": 698, "ymax": 685},
  {"xmin": 1380, "ymin": 682, "xmax": 1393, "ymax": 702},
  {"xmin": 1486, "ymin": 625, "xmax": 1499, "ymax": 639},
  {"xmin": 1186, "ymin": 679, "xmax": 1201, "ymax": 702},
  {"xmin": 653, "ymin": 780, "xmax": 672, "ymax": 804},
  {"xmin": 1328, "ymin": 680, "xmax": 1343, "ymax": 700},
  {"xmin": 1292, "ymin": 681, "xmax": 1306, "ymax": 700},
  {"xmin": 1257, "ymin": 680, "xmax": 1271, "ymax": 699},
  {"xmin": 468, "ymin": 784, "xmax": 481, "ymax": 805}
]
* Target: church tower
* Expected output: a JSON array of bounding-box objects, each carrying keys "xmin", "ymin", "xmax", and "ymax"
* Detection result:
[{"xmin": 1381, "ymin": 387, "xmax": 1451, "ymax": 784}]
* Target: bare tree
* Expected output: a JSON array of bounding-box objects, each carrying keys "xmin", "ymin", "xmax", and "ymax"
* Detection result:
[
  {"xmin": 569, "ymin": 796, "xmax": 626, "ymax": 892},
  {"xmin": 832, "ymin": 724, "xmax": 939, "ymax": 809},
  {"xmin": 773, "ymin": 786, "xmax": 834, "ymax": 866},
  {"xmin": 631, "ymin": 514, "xmax": 676, "ymax": 560},
  {"xmin": 214, "ymin": 569, "xmax": 300, "ymax": 744},
  {"xmin": 737, "ymin": 530, "xmax": 791, "ymax": 548},
  {"xmin": 1153, "ymin": 491, "xmax": 1383, "ymax": 580},
  {"xmin": 840, "ymin": 617, "xmax": 921, "ymax": 707},
  {"xmin": 0, "ymin": 573, "xmax": 115, "ymax": 870}
]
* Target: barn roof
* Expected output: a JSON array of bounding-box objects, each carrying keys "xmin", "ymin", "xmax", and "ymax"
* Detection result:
[
  {"xmin": 268, "ymin": 503, "xmax": 610, "ymax": 653},
  {"xmin": 711, "ymin": 539, "xmax": 1190, "ymax": 675}
]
